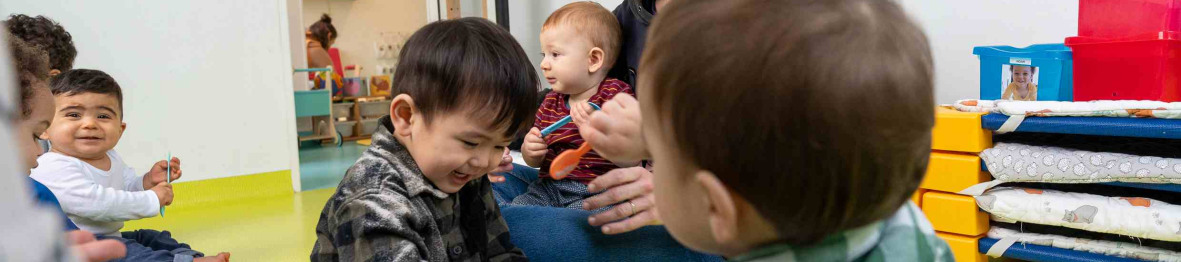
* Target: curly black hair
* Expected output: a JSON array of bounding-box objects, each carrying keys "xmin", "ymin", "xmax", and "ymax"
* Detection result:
[
  {"xmin": 7, "ymin": 31, "xmax": 50, "ymax": 118},
  {"xmin": 5, "ymin": 14, "xmax": 76, "ymax": 72}
]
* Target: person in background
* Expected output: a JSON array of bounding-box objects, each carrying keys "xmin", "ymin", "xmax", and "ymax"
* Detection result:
[
  {"xmin": 4, "ymin": 14, "xmax": 76, "ymax": 77},
  {"xmin": 607, "ymin": 0, "xmax": 670, "ymax": 89},
  {"xmin": 306, "ymin": 14, "xmax": 336, "ymax": 69}
]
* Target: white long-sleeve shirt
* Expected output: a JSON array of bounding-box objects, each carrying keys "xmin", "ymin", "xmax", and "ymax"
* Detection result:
[{"xmin": 30, "ymin": 150, "xmax": 159, "ymax": 236}]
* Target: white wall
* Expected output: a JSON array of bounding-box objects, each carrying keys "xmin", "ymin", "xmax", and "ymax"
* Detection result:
[
  {"xmin": 2, "ymin": 0, "xmax": 300, "ymax": 186},
  {"xmin": 508, "ymin": 0, "xmax": 623, "ymax": 90},
  {"xmin": 511, "ymin": 1, "xmax": 1077, "ymax": 103},
  {"xmin": 898, "ymin": 0, "xmax": 1078, "ymax": 104}
]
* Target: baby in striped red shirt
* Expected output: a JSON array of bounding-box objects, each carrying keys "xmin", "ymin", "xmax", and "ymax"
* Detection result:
[{"xmin": 516, "ymin": 1, "xmax": 640, "ymax": 210}]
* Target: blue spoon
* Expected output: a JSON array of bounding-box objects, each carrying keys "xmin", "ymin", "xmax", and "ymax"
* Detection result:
[
  {"xmin": 160, "ymin": 152, "xmax": 170, "ymax": 217},
  {"xmin": 540, "ymin": 102, "xmax": 601, "ymax": 137}
]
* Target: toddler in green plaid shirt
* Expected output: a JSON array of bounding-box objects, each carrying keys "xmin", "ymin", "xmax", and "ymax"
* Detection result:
[{"xmin": 631, "ymin": 0, "xmax": 954, "ymax": 261}]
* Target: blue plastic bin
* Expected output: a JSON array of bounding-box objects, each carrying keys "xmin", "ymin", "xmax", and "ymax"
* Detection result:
[{"xmin": 973, "ymin": 44, "xmax": 1073, "ymax": 101}]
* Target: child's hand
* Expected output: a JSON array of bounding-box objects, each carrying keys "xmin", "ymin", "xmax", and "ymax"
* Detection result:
[
  {"xmin": 488, "ymin": 148, "xmax": 512, "ymax": 183},
  {"xmin": 571, "ymin": 102, "xmax": 593, "ymax": 127},
  {"xmin": 581, "ymin": 94, "xmax": 648, "ymax": 163},
  {"xmin": 522, "ymin": 127, "xmax": 548, "ymax": 167},
  {"xmin": 150, "ymin": 183, "xmax": 174, "ymax": 207},
  {"xmin": 143, "ymin": 157, "xmax": 181, "ymax": 189}
]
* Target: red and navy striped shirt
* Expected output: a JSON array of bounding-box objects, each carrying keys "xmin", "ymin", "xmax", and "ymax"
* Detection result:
[{"xmin": 535, "ymin": 79, "xmax": 634, "ymax": 183}]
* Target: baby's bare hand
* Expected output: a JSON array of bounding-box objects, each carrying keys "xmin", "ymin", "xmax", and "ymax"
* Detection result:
[
  {"xmin": 571, "ymin": 102, "xmax": 592, "ymax": 127},
  {"xmin": 150, "ymin": 183, "xmax": 174, "ymax": 207},
  {"xmin": 144, "ymin": 157, "xmax": 181, "ymax": 189},
  {"xmin": 522, "ymin": 127, "xmax": 548, "ymax": 166}
]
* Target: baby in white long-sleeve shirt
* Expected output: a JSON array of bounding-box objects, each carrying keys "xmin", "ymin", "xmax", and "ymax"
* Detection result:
[
  {"xmin": 33, "ymin": 150, "xmax": 171, "ymax": 235},
  {"xmin": 29, "ymin": 69, "xmax": 232, "ymax": 262},
  {"xmin": 30, "ymin": 69, "xmax": 178, "ymax": 237}
]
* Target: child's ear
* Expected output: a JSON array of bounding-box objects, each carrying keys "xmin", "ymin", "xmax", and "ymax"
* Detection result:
[
  {"xmin": 120, "ymin": 122, "xmax": 127, "ymax": 133},
  {"xmin": 697, "ymin": 170, "xmax": 740, "ymax": 245},
  {"xmin": 390, "ymin": 94, "xmax": 416, "ymax": 138},
  {"xmin": 588, "ymin": 47, "xmax": 606, "ymax": 74}
]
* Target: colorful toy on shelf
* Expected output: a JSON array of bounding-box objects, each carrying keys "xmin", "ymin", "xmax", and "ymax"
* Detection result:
[
  {"xmin": 973, "ymin": 44, "xmax": 1073, "ymax": 102},
  {"xmin": 370, "ymin": 75, "xmax": 391, "ymax": 97}
]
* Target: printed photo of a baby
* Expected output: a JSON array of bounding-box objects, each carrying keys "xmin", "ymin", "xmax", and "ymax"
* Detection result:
[{"xmin": 1001, "ymin": 64, "xmax": 1039, "ymax": 101}]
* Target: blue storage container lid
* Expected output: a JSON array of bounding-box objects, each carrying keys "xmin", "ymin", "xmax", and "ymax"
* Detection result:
[{"xmin": 972, "ymin": 43, "xmax": 1072, "ymax": 60}]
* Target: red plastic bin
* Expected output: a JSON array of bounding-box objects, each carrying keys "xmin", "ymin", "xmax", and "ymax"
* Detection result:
[
  {"xmin": 1080, "ymin": 0, "xmax": 1181, "ymax": 39},
  {"xmin": 1066, "ymin": 32, "xmax": 1181, "ymax": 102}
]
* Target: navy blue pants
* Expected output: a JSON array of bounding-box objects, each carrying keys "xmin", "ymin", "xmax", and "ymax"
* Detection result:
[
  {"xmin": 97, "ymin": 229, "xmax": 203, "ymax": 262},
  {"xmin": 492, "ymin": 164, "xmax": 722, "ymax": 262}
]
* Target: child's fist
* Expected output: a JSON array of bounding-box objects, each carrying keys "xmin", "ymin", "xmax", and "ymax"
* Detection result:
[
  {"xmin": 522, "ymin": 127, "xmax": 548, "ymax": 167},
  {"xmin": 144, "ymin": 157, "xmax": 182, "ymax": 189},
  {"xmin": 150, "ymin": 183, "xmax": 174, "ymax": 207}
]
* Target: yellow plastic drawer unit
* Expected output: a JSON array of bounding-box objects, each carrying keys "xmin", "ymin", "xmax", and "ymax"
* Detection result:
[
  {"xmin": 912, "ymin": 189, "xmax": 927, "ymax": 207},
  {"xmin": 921, "ymin": 192, "xmax": 989, "ymax": 236},
  {"xmin": 932, "ymin": 108, "xmax": 992, "ymax": 153},
  {"xmin": 936, "ymin": 232, "xmax": 987, "ymax": 262},
  {"xmin": 921, "ymin": 152, "xmax": 992, "ymax": 193}
]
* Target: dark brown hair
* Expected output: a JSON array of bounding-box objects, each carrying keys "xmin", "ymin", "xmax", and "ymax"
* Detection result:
[
  {"xmin": 5, "ymin": 14, "xmax": 75, "ymax": 71},
  {"xmin": 8, "ymin": 32, "xmax": 50, "ymax": 118},
  {"xmin": 393, "ymin": 17, "xmax": 538, "ymax": 138},
  {"xmin": 309, "ymin": 14, "xmax": 337, "ymax": 49},
  {"xmin": 542, "ymin": 1, "xmax": 622, "ymax": 70},
  {"xmin": 50, "ymin": 69, "xmax": 124, "ymax": 115},
  {"xmin": 643, "ymin": 0, "xmax": 934, "ymax": 245}
]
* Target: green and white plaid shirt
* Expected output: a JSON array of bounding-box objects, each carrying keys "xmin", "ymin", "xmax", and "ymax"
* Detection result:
[{"xmin": 730, "ymin": 202, "xmax": 953, "ymax": 262}]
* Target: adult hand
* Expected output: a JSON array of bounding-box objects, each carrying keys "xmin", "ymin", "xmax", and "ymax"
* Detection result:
[
  {"xmin": 67, "ymin": 230, "xmax": 126, "ymax": 262},
  {"xmin": 582, "ymin": 166, "xmax": 659, "ymax": 234},
  {"xmin": 488, "ymin": 148, "xmax": 512, "ymax": 183},
  {"xmin": 580, "ymin": 94, "xmax": 647, "ymax": 163}
]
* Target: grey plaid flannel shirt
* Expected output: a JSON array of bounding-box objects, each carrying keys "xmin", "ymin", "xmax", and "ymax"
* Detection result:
[{"xmin": 311, "ymin": 117, "xmax": 527, "ymax": 262}]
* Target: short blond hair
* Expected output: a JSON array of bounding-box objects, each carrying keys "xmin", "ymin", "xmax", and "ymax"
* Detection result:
[{"xmin": 542, "ymin": 1, "xmax": 622, "ymax": 70}]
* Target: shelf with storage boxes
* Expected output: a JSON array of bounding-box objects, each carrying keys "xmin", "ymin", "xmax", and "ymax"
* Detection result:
[
  {"xmin": 925, "ymin": 1, "xmax": 1181, "ymax": 261},
  {"xmin": 919, "ymin": 107, "xmax": 992, "ymax": 262},
  {"xmin": 322, "ymin": 97, "xmax": 391, "ymax": 141},
  {"xmin": 924, "ymin": 108, "xmax": 1181, "ymax": 262},
  {"xmin": 358, "ymin": 99, "xmax": 392, "ymax": 120}
]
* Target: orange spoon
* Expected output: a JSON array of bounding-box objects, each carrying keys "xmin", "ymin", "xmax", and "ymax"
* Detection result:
[{"xmin": 549, "ymin": 142, "xmax": 592, "ymax": 179}]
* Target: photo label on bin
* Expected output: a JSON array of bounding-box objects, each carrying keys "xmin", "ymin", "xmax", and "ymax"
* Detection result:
[{"xmin": 1009, "ymin": 57, "xmax": 1031, "ymax": 65}]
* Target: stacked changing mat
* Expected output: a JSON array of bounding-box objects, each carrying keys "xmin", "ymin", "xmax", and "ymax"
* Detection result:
[
  {"xmin": 954, "ymin": 100, "xmax": 1181, "ymax": 261},
  {"xmin": 974, "ymin": 139, "xmax": 1181, "ymax": 261}
]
